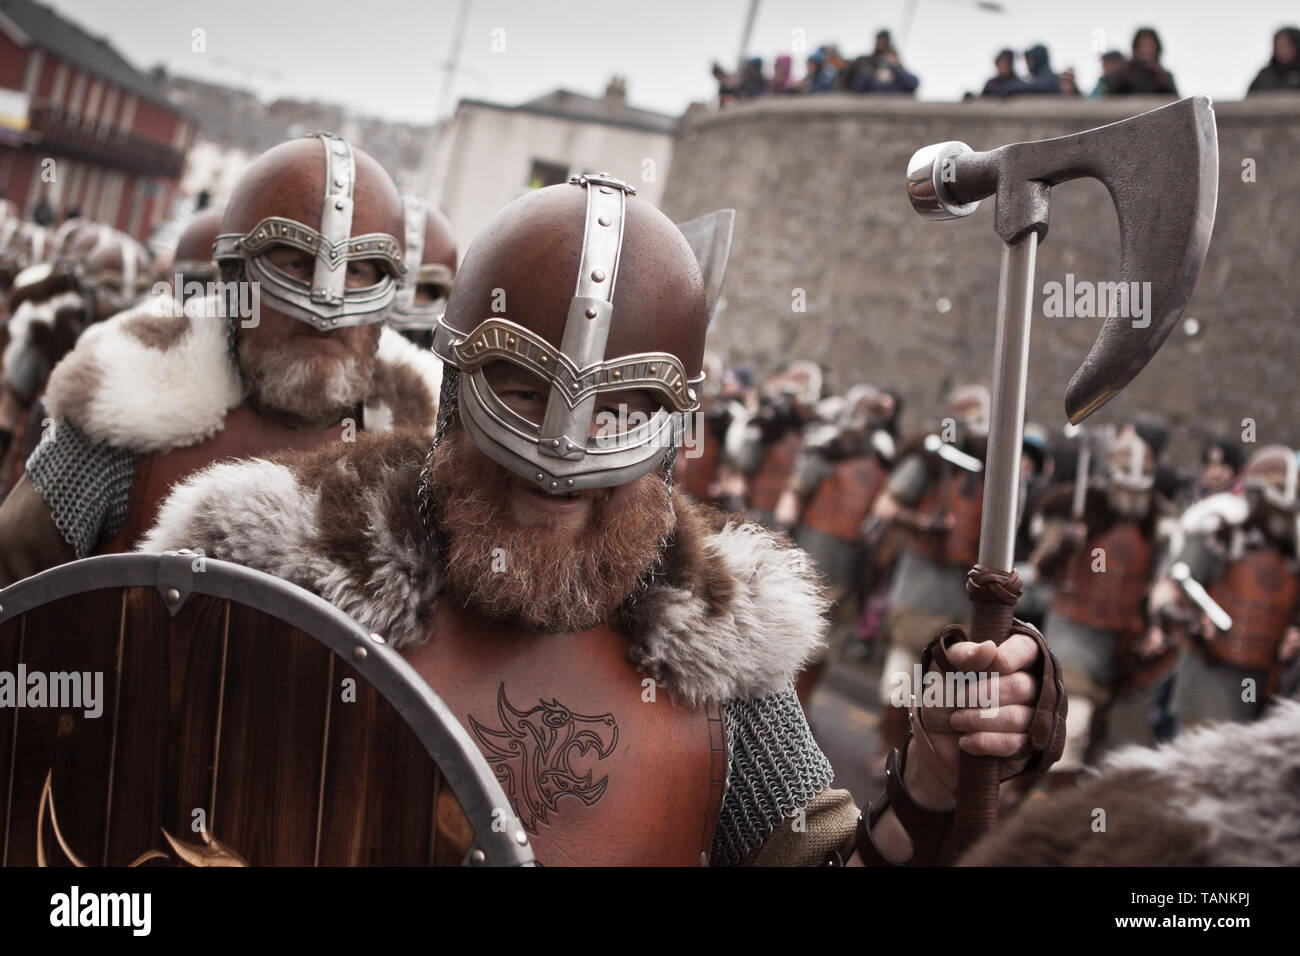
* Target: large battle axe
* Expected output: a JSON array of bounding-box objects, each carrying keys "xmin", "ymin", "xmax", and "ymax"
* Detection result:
[{"xmin": 905, "ymin": 97, "xmax": 1218, "ymax": 853}]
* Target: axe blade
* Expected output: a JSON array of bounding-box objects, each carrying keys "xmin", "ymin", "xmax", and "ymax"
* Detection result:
[{"xmin": 1056, "ymin": 97, "xmax": 1219, "ymax": 423}]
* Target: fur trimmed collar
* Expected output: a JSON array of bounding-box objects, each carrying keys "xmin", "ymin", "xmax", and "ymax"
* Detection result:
[
  {"xmin": 139, "ymin": 430, "xmax": 829, "ymax": 706},
  {"xmin": 42, "ymin": 296, "xmax": 442, "ymax": 453}
]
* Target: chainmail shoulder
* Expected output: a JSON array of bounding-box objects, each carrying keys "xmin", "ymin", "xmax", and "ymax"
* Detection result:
[
  {"xmin": 710, "ymin": 685, "xmax": 835, "ymax": 866},
  {"xmin": 26, "ymin": 419, "xmax": 136, "ymax": 557}
]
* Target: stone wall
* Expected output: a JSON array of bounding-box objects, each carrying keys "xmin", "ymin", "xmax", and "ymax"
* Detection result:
[{"xmin": 660, "ymin": 94, "xmax": 1300, "ymax": 464}]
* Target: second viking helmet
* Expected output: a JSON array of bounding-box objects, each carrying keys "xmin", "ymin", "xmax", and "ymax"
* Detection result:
[
  {"xmin": 213, "ymin": 133, "xmax": 405, "ymax": 330},
  {"xmin": 432, "ymin": 173, "xmax": 733, "ymax": 494},
  {"xmin": 390, "ymin": 192, "xmax": 458, "ymax": 333}
]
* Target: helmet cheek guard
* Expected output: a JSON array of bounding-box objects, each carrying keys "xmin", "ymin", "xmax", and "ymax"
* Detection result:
[
  {"xmin": 212, "ymin": 134, "xmax": 404, "ymax": 331},
  {"xmin": 432, "ymin": 174, "xmax": 706, "ymax": 494}
]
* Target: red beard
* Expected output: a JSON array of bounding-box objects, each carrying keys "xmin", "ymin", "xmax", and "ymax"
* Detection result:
[{"xmin": 427, "ymin": 428, "xmax": 675, "ymax": 634}]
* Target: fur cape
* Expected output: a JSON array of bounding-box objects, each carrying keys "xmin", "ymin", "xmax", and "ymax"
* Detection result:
[
  {"xmin": 41, "ymin": 295, "xmax": 444, "ymax": 454},
  {"xmin": 1, "ymin": 290, "xmax": 89, "ymax": 403},
  {"xmin": 138, "ymin": 429, "xmax": 831, "ymax": 707},
  {"xmin": 962, "ymin": 699, "xmax": 1300, "ymax": 866}
]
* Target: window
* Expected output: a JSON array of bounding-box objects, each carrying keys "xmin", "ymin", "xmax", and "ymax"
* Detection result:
[{"xmin": 526, "ymin": 159, "xmax": 569, "ymax": 190}]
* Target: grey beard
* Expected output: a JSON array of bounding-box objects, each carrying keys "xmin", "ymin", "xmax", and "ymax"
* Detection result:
[{"xmin": 237, "ymin": 337, "xmax": 373, "ymax": 426}]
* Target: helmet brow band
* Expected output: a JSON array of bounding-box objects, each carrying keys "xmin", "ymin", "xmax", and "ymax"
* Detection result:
[{"xmin": 433, "ymin": 315, "xmax": 702, "ymax": 413}]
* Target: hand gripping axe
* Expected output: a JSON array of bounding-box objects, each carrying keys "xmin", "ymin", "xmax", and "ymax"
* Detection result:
[{"xmin": 905, "ymin": 96, "xmax": 1218, "ymax": 854}]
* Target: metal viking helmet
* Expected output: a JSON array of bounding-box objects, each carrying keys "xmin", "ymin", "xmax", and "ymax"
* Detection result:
[
  {"xmin": 1243, "ymin": 444, "xmax": 1300, "ymax": 514},
  {"xmin": 213, "ymin": 133, "xmax": 405, "ymax": 331},
  {"xmin": 389, "ymin": 192, "xmax": 458, "ymax": 333},
  {"xmin": 82, "ymin": 237, "xmax": 153, "ymax": 315},
  {"xmin": 431, "ymin": 172, "xmax": 734, "ymax": 494},
  {"xmin": 172, "ymin": 207, "xmax": 225, "ymax": 286}
]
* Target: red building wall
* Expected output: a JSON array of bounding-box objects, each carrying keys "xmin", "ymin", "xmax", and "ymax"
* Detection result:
[{"xmin": 0, "ymin": 32, "xmax": 26, "ymax": 89}]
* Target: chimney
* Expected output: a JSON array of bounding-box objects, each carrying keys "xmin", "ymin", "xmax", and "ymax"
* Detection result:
[{"xmin": 603, "ymin": 76, "xmax": 627, "ymax": 101}]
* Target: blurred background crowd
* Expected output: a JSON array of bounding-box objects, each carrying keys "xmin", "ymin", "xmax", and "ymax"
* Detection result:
[{"xmin": 711, "ymin": 23, "xmax": 1300, "ymax": 105}]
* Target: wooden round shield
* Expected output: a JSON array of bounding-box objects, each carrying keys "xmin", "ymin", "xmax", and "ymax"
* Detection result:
[{"xmin": 0, "ymin": 552, "xmax": 533, "ymax": 867}]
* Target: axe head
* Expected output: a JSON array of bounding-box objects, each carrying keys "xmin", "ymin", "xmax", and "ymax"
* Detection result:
[
  {"xmin": 908, "ymin": 97, "xmax": 1219, "ymax": 425},
  {"xmin": 1049, "ymin": 98, "xmax": 1219, "ymax": 423}
]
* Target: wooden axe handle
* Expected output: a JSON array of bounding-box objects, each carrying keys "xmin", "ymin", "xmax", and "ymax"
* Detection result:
[{"xmin": 947, "ymin": 566, "xmax": 1022, "ymax": 861}]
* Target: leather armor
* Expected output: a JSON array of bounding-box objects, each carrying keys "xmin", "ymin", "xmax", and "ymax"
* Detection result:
[
  {"xmin": 749, "ymin": 430, "xmax": 802, "ymax": 514},
  {"xmin": 99, "ymin": 404, "xmax": 346, "ymax": 553},
  {"xmin": 1052, "ymin": 521, "xmax": 1153, "ymax": 634},
  {"xmin": 1205, "ymin": 546, "xmax": 1300, "ymax": 672},
  {"xmin": 909, "ymin": 470, "xmax": 984, "ymax": 567},
  {"xmin": 802, "ymin": 455, "xmax": 889, "ymax": 542},
  {"xmin": 402, "ymin": 599, "xmax": 726, "ymax": 866}
]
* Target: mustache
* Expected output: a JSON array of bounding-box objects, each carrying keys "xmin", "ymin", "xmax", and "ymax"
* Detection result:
[{"xmin": 504, "ymin": 469, "xmax": 613, "ymax": 502}]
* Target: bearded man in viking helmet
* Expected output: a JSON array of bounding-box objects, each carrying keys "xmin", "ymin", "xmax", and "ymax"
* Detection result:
[
  {"xmin": 1031, "ymin": 427, "xmax": 1164, "ymax": 782},
  {"xmin": 387, "ymin": 192, "xmax": 457, "ymax": 350},
  {"xmin": 1154, "ymin": 443, "xmax": 1300, "ymax": 726},
  {"xmin": 0, "ymin": 233, "xmax": 153, "ymax": 494},
  {"xmin": 870, "ymin": 384, "xmax": 991, "ymax": 760},
  {"xmin": 140, "ymin": 173, "xmax": 1065, "ymax": 866},
  {"xmin": 0, "ymin": 133, "xmax": 442, "ymax": 587}
]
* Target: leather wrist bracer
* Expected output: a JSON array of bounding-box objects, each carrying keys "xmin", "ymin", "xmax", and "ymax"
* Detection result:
[{"xmin": 830, "ymin": 745, "xmax": 955, "ymax": 866}]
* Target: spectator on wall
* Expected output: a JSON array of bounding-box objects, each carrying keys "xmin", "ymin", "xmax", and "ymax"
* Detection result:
[
  {"xmin": 771, "ymin": 54, "xmax": 796, "ymax": 94},
  {"xmin": 801, "ymin": 50, "xmax": 839, "ymax": 93},
  {"xmin": 711, "ymin": 62, "xmax": 738, "ymax": 107},
  {"xmin": 737, "ymin": 57, "xmax": 767, "ymax": 98},
  {"xmin": 1091, "ymin": 50, "xmax": 1127, "ymax": 96},
  {"xmin": 852, "ymin": 30, "xmax": 920, "ymax": 93},
  {"xmin": 1248, "ymin": 26, "xmax": 1300, "ymax": 93},
  {"xmin": 1021, "ymin": 44, "xmax": 1062, "ymax": 94},
  {"xmin": 981, "ymin": 48, "xmax": 1027, "ymax": 97},
  {"xmin": 1059, "ymin": 67, "xmax": 1081, "ymax": 96},
  {"xmin": 1108, "ymin": 27, "xmax": 1178, "ymax": 95}
]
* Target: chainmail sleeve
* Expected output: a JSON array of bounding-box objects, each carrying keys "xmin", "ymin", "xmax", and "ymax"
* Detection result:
[
  {"xmin": 710, "ymin": 685, "xmax": 836, "ymax": 866},
  {"xmin": 25, "ymin": 419, "xmax": 136, "ymax": 558}
]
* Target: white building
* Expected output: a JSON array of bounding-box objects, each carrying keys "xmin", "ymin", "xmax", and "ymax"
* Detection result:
[{"xmin": 422, "ymin": 79, "xmax": 677, "ymax": 251}]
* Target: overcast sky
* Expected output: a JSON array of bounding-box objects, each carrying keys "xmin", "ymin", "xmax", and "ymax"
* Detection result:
[{"xmin": 47, "ymin": 0, "xmax": 1297, "ymax": 122}]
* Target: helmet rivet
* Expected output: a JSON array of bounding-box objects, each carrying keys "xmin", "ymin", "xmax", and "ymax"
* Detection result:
[
  {"xmin": 599, "ymin": 186, "xmax": 613, "ymax": 195},
  {"xmin": 551, "ymin": 439, "xmax": 560, "ymax": 448},
  {"xmin": 564, "ymin": 442, "xmax": 572, "ymax": 451},
  {"xmin": 334, "ymin": 178, "xmax": 345, "ymax": 188},
  {"xmin": 585, "ymin": 307, "xmax": 597, "ymax": 319},
  {"xmin": 688, "ymin": 388, "xmax": 697, "ymax": 401},
  {"xmin": 536, "ymin": 473, "xmax": 544, "ymax": 481},
  {"xmin": 549, "ymin": 481, "xmax": 558, "ymax": 489},
  {"xmin": 591, "ymin": 269, "xmax": 605, "ymax": 283},
  {"xmin": 597, "ymin": 216, "xmax": 611, "ymax": 227},
  {"xmin": 335, "ymin": 200, "xmax": 345, "ymax": 211},
  {"xmin": 506, "ymin": 336, "xmax": 516, "ymax": 346},
  {"xmin": 566, "ymin": 479, "xmax": 574, "ymax": 487},
  {"xmin": 612, "ymin": 370, "xmax": 621, "ymax": 380},
  {"xmin": 256, "ymin": 231, "xmax": 265, "ymax": 239},
  {"xmin": 648, "ymin": 364, "xmax": 658, "ymax": 373}
]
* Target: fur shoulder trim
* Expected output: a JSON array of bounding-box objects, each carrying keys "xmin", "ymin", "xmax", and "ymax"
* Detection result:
[
  {"xmin": 140, "ymin": 442, "xmax": 829, "ymax": 705},
  {"xmin": 622, "ymin": 499, "xmax": 830, "ymax": 706},
  {"xmin": 139, "ymin": 430, "xmax": 440, "ymax": 647},
  {"xmin": 44, "ymin": 295, "xmax": 241, "ymax": 453},
  {"xmin": 363, "ymin": 328, "xmax": 442, "ymax": 434},
  {"xmin": 1180, "ymin": 490, "xmax": 1249, "ymax": 536},
  {"xmin": 1, "ymin": 290, "xmax": 87, "ymax": 400}
]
